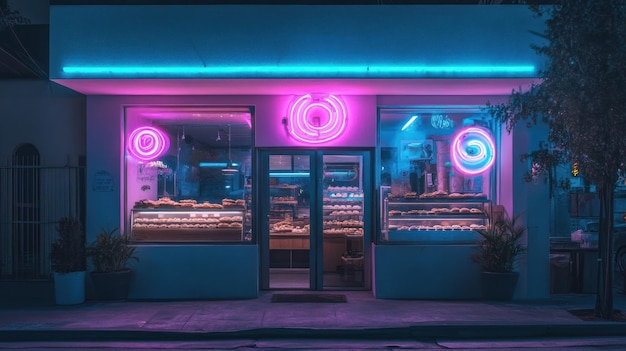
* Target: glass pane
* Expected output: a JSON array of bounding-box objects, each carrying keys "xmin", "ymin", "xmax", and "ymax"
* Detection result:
[
  {"xmin": 378, "ymin": 108, "xmax": 492, "ymax": 243},
  {"xmin": 125, "ymin": 107, "xmax": 252, "ymax": 243},
  {"xmin": 322, "ymin": 154, "xmax": 364, "ymax": 288},
  {"xmin": 269, "ymin": 154, "xmax": 311, "ymax": 289}
]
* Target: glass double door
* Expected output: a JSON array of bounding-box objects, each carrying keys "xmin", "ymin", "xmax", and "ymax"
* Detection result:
[{"xmin": 259, "ymin": 149, "xmax": 371, "ymax": 290}]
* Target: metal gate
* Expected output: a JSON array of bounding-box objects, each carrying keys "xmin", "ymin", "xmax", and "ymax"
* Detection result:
[{"xmin": 0, "ymin": 156, "xmax": 85, "ymax": 281}]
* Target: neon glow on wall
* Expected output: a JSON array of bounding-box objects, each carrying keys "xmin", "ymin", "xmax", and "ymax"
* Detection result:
[
  {"xmin": 288, "ymin": 94, "xmax": 347, "ymax": 144},
  {"xmin": 128, "ymin": 126, "xmax": 170, "ymax": 162},
  {"xmin": 450, "ymin": 127, "xmax": 495, "ymax": 175}
]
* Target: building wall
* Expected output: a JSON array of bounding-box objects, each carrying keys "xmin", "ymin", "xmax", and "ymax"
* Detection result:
[
  {"xmin": 498, "ymin": 122, "xmax": 551, "ymax": 300},
  {"xmin": 0, "ymin": 80, "xmax": 85, "ymax": 165}
]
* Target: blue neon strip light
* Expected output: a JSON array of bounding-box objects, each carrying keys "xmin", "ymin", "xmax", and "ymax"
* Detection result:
[
  {"xmin": 62, "ymin": 65, "xmax": 536, "ymax": 78},
  {"xmin": 269, "ymin": 172, "xmax": 310, "ymax": 177},
  {"xmin": 199, "ymin": 162, "xmax": 240, "ymax": 168}
]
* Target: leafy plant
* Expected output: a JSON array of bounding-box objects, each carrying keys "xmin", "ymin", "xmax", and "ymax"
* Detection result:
[
  {"xmin": 472, "ymin": 212, "xmax": 527, "ymax": 273},
  {"xmin": 50, "ymin": 216, "xmax": 86, "ymax": 273},
  {"xmin": 87, "ymin": 227, "xmax": 138, "ymax": 273}
]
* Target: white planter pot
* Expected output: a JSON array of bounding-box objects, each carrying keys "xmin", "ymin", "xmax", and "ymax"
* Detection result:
[{"xmin": 53, "ymin": 271, "xmax": 86, "ymax": 305}]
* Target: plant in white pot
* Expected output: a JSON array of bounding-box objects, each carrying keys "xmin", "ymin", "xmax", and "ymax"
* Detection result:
[
  {"xmin": 87, "ymin": 227, "xmax": 138, "ymax": 300},
  {"xmin": 50, "ymin": 216, "xmax": 86, "ymax": 305},
  {"xmin": 471, "ymin": 210, "xmax": 527, "ymax": 301}
]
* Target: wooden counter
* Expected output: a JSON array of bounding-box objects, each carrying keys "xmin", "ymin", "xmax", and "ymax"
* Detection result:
[{"xmin": 270, "ymin": 232, "xmax": 310, "ymax": 249}]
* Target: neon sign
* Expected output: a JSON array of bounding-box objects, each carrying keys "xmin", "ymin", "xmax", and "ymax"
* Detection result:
[
  {"xmin": 62, "ymin": 64, "xmax": 536, "ymax": 78},
  {"xmin": 450, "ymin": 126, "xmax": 495, "ymax": 175},
  {"xmin": 287, "ymin": 94, "xmax": 347, "ymax": 144},
  {"xmin": 127, "ymin": 126, "xmax": 170, "ymax": 162}
]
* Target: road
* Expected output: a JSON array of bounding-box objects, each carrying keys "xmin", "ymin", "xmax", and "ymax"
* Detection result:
[{"xmin": 2, "ymin": 336, "xmax": 626, "ymax": 350}]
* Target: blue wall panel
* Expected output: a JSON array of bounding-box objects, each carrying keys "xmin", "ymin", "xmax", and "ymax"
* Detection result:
[
  {"xmin": 373, "ymin": 244, "xmax": 483, "ymax": 299},
  {"xmin": 129, "ymin": 244, "xmax": 258, "ymax": 300},
  {"xmin": 50, "ymin": 5, "xmax": 545, "ymax": 79}
]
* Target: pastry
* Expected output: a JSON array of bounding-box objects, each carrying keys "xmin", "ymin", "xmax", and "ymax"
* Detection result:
[{"xmin": 404, "ymin": 192, "xmax": 417, "ymax": 199}]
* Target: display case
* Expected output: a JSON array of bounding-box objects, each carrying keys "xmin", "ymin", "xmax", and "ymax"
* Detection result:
[
  {"xmin": 382, "ymin": 194, "xmax": 489, "ymax": 243},
  {"xmin": 268, "ymin": 183, "xmax": 310, "ymax": 268},
  {"xmin": 131, "ymin": 199, "xmax": 246, "ymax": 242},
  {"xmin": 270, "ymin": 184, "xmax": 299, "ymax": 221},
  {"xmin": 322, "ymin": 186, "xmax": 365, "ymax": 276},
  {"xmin": 323, "ymin": 186, "xmax": 364, "ymax": 237}
]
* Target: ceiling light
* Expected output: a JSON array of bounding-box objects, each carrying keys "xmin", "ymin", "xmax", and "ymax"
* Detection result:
[{"xmin": 401, "ymin": 115, "xmax": 419, "ymax": 131}]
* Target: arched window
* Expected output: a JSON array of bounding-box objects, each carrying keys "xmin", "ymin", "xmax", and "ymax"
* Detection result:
[{"xmin": 12, "ymin": 143, "xmax": 41, "ymax": 279}]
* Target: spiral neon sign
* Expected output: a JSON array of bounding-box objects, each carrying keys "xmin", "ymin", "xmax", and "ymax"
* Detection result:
[
  {"xmin": 288, "ymin": 94, "xmax": 347, "ymax": 143},
  {"xmin": 450, "ymin": 127, "xmax": 495, "ymax": 175},
  {"xmin": 127, "ymin": 126, "xmax": 170, "ymax": 162}
]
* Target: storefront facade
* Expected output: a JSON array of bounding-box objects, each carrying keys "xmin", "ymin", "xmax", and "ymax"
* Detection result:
[{"xmin": 50, "ymin": 4, "xmax": 549, "ymax": 299}]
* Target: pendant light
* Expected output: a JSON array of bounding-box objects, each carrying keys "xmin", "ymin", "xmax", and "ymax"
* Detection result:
[{"xmin": 222, "ymin": 125, "xmax": 239, "ymax": 176}]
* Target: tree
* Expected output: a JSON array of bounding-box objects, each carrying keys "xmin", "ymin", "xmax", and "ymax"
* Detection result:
[{"xmin": 487, "ymin": 0, "xmax": 626, "ymax": 319}]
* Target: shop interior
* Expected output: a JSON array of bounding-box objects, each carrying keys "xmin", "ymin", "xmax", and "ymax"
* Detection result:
[
  {"xmin": 264, "ymin": 152, "xmax": 367, "ymax": 290},
  {"xmin": 377, "ymin": 107, "xmax": 495, "ymax": 243}
]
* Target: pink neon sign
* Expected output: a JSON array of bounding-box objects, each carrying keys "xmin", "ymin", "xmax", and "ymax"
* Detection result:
[
  {"xmin": 450, "ymin": 126, "xmax": 495, "ymax": 175},
  {"xmin": 288, "ymin": 94, "xmax": 347, "ymax": 143},
  {"xmin": 128, "ymin": 126, "xmax": 170, "ymax": 162}
]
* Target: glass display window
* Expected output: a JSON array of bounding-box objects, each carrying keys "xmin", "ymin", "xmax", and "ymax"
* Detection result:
[
  {"xmin": 124, "ymin": 106, "xmax": 253, "ymax": 243},
  {"xmin": 378, "ymin": 107, "xmax": 495, "ymax": 243}
]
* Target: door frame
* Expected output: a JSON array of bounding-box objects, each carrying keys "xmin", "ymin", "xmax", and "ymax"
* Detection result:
[{"xmin": 256, "ymin": 148, "xmax": 373, "ymax": 291}]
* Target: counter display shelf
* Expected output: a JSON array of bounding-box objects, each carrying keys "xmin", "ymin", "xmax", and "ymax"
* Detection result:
[
  {"xmin": 383, "ymin": 196, "xmax": 490, "ymax": 243},
  {"xmin": 131, "ymin": 208, "xmax": 245, "ymax": 242},
  {"xmin": 323, "ymin": 187, "xmax": 364, "ymax": 272},
  {"xmin": 269, "ymin": 184, "xmax": 299, "ymax": 219},
  {"xmin": 323, "ymin": 186, "xmax": 364, "ymax": 237}
]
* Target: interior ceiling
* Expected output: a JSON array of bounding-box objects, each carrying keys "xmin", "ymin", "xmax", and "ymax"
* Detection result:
[
  {"xmin": 53, "ymin": 78, "xmax": 537, "ymax": 96},
  {"xmin": 128, "ymin": 106, "xmax": 253, "ymax": 148}
]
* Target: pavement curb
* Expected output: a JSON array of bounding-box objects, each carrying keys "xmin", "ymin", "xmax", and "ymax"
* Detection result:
[{"xmin": 3, "ymin": 324, "xmax": 626, "ymax": 342}]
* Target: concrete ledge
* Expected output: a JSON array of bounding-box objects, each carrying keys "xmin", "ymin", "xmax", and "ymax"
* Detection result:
[{"xmin": 3, "ymin": 324, "xmax": 626, "ymax": 342}]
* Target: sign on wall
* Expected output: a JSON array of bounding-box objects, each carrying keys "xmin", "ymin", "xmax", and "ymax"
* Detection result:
[
  {"xmin": 286, "ymin": 94, "xmax": 348, "ymax": 144},
  {"xmin": 92, "ymin": 170, "xmax": 114, "ymax": 192}
]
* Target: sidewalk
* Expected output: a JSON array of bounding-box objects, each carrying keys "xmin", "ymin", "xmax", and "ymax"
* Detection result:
[{"xmin": 1, "ymin": 289, "xmax": 626, "ymax": 343}]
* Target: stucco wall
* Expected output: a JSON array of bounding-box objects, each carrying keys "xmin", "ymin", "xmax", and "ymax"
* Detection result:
[{"xmin": 0, "ymin": 80, "xmax": 85, "ymax": 165}]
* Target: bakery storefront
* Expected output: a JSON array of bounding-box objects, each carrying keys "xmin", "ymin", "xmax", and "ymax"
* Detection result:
[
  {"xmin": 50, "ymin": 4, "xmax": 548, "ymax": 299},
  {"xmin": 120, "ymin": 96, "xmax": 377, "ymax": 298}
]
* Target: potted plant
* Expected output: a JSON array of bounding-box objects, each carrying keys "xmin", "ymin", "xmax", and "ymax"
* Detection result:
[
  {"xmin": 87, "ymin": 227, "xmax": 138, "ymax": 300},
  {"xmin": 50, "ymin": 216, "xmax": 86, "ymax": 305},
  {"xmin": 471, "ymin": 210, "xmax": 527, "ymax": 301}
]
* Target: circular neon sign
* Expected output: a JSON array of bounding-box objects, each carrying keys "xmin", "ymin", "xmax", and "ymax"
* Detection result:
[
  {"xmin": 128, "ymin": 126, "xmax": 170, "ymax": 162},
  {"xmin": 288, "ymin": 94, "xmax": 347, "ymax": 143},
  {"xmin": 450, "ymin": 126, "xmax": 495, "ymax": 175}
]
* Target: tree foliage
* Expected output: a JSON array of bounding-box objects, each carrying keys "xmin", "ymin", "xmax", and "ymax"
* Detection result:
[
  {"xmin": 487, "ymin": 0, "xmax": 626, "ymax": 319},
  {"xmin": 0, "ymin": 5, "xmax": 30, "ymax": 32}
]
